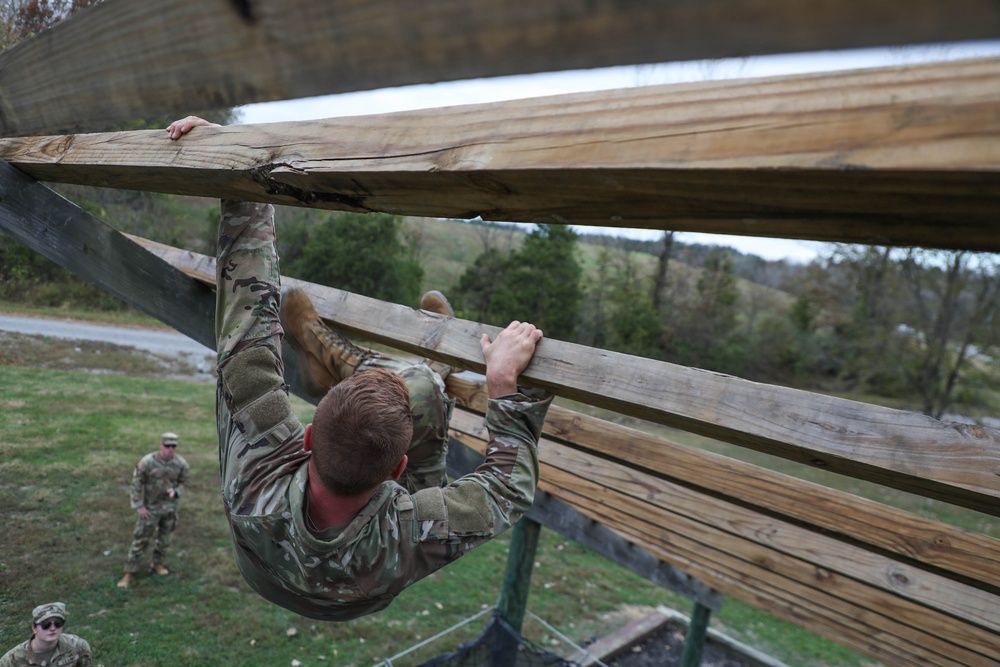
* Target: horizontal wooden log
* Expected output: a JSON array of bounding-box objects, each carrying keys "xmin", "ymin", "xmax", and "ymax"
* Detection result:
[
  {"xmin": 4, "ymin": 0, "xmax": 1000, "ymax": 137},
  {"xmin": 124, "ymin": 238, "xmax": 1000, "ymax": 517},
  {"xmin": 4, "ymin": 56, "xmax": 1000, "ymax": 250}
]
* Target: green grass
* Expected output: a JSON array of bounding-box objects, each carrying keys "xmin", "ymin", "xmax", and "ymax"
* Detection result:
[{"xmin": 1, "ymin": 340, "xmax": 900, "ymax": 667}]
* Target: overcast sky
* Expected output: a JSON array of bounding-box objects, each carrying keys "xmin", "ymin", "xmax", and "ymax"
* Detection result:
[{"xmin": 238, "ymin": 41, "xmax": 1000, "ymax": 263}]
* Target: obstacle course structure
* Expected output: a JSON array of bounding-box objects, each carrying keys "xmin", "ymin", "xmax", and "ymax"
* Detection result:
[{"xmin": 1, "ymin": 2, "xmax": 999, "ymax": 665}]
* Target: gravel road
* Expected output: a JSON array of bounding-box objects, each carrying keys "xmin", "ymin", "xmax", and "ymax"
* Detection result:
[{"xmin": 0, "ymin": 313, "xmax": 214, "ymax": 372}]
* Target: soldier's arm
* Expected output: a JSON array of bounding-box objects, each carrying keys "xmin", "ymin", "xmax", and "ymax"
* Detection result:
[
  {"xmin": 129, "ymin": 458, "xmax": 147, "ymax": 510},
  {"xmin": 173, "ymin": 460, "xmax": 190, "ymax": 498},
  {"xmin": 409, "ymin": 322, "xmax": 550, "ymax": 558},
  {"xmin": 76, "ymin": 638, "xmax": 92, "ymax": 667}
]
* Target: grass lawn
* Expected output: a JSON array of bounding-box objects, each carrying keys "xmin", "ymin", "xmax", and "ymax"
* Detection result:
[{"xmin": 0, "ymin": 333, "xmax": 897, "ymax": 667}]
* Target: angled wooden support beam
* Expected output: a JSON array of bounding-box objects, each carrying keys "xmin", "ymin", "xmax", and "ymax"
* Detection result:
[
  {"xmin": 130, "ymin": 239, "xmax": 1000, "ymax": 516},
  {"xmin": 0, "ymin": 161, "xmax": 216, "ymax": 347},
  {"xmin": 3, "ymin": 0, "xmax": 1000, "ymax": 137},
  {"xmin": 4, "ymin": 56, "xmax": 1000, "ymax": 251}
]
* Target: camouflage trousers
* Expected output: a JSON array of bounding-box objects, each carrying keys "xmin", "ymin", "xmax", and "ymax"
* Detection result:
[
  {"xmin": 124, "ymin": 506, "xmax": 178, "ymax": 572},
  {"xmin": 352, "ymin": 355, "xmax": 456, "ymax": 493}
]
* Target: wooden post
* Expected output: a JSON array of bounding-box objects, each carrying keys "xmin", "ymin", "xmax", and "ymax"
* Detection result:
[
  {"xmin": 679, "ymin": 601, "xmax": 713, "ymax": 667},
  {"xmin": 492, "ymin": 518, "xmax": 542, "ymax": 667}
]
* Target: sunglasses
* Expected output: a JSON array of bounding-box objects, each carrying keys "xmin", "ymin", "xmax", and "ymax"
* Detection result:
[
  {"xmin": 163, "ymin": 443, "xmax": 177, "ymax": 448},
  {"xmin": 38, "ymin": 619, "xmax": 65, "ymax": 630}
]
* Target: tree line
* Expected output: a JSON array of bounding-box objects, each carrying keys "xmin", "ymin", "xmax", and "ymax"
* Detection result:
[{"xmin": 273, "ymin": 211, "xmax": 1000, "ymax": 421}]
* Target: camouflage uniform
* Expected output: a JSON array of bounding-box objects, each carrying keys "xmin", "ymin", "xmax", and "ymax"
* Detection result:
[
  {"xmin": 0, "ymin": 634, "xmax": 92, "ymax": 667},
  {"xmin": 215, "ymin": 200, "xmax": 551, "ymax": 621},
  {"xmin": 124, "ymin": 450, "xmax": 190, "ymax": 573}
]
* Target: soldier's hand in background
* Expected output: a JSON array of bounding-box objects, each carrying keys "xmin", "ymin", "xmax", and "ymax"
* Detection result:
[{"xmin": 137, "ymin": 507, "xmax": 152, "ymax": 519}]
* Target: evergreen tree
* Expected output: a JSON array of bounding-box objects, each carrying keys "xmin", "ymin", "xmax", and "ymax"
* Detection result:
[
  {"xmin": 286, "ymin": 211, "xmax": 424, "ymax": 306},
  {"xmin": 452, "ymin": 248, "xmax": 510, "ymax": 323},
  {"xmin": 490, "ymin": 224, "xmax": 582, "ymax": 340}
]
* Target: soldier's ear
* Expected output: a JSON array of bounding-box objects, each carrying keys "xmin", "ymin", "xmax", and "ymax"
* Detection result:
[
  {"xmin": 303, "ymin": 423, "xmax": 313, "ymax": 452},
  {"xmin": 389, "ymin": 455, "xmax": 408, "ymax": 481}
]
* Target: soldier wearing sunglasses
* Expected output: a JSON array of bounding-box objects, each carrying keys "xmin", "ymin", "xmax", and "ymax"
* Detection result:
[
  {"xmin": 0, "ymin": 602, "xmax": 92, "ymax": 667},
  {"xmin": 117, "ymin": 432, "xmax": 190, "ymax": 588}
]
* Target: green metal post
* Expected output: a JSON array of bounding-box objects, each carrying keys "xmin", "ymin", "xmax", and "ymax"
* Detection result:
[
  {"xmin": 492, "ymin": 518, "xmax": 542, "ymax": 666},
  {"xmin": 679, "ymin": 600, "xmax": 712, "ymax": 667}
]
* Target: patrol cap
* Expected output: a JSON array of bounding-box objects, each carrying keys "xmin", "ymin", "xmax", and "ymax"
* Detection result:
[
  {"xmin": 161, "ymin": 432, "xmax": 179, "ymax": 446},
  {"xmin": 32, "ymin": 602, "xmax": 66, "ymax": 625}
]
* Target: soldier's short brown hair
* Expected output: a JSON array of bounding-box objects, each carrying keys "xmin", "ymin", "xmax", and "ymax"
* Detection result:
[{"xmin": 311, "ymin": 368, "xmax": 413, "ymax": 496}]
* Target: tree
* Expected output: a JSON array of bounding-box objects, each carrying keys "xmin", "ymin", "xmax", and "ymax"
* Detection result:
[
  {"xmin": 667, "ymin": 249, "xmax": 742, "ymax": 371},
  {"xmin": 452, "ymin": 248, "xmax": 510, "ymax": 324},
  {"xmin": 286, "ymin": 211, "xmax": 424, "ymax": 307},
  {"xmin": 1, "ymin": 0, "xmax": 99, "ymax": 48},
  {"xmin": 900, "ymin": 250, "xmax": 1000, "ymax": 418},
  {"xmin": 651, "ymin": 230, "xmax": 674, "ymax": 315},
  {"xmin": 490, "ymin": 224, "xmax": 583, "ymax": 340}
]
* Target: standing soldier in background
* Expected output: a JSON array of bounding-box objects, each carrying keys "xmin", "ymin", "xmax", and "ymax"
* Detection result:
[
  {"xmin": 0, "ymin": 602, "xmax": 92, "ymax": 667},
  {"xmin": 117, "ymin": 432, "xmax": 190, "ymax": 588}
]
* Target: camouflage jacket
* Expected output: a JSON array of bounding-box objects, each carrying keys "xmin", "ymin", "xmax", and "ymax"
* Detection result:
[
  {"xmin": 129, "ymin": 451, "xmax": 190, "ymax": 511},
  {"xmin": 214, "ymin": 200, "xmax": 551, "ymax": 620},
  {"xmin": 0, "ymin": 633, "xmax": 92, "ymax": 667}
]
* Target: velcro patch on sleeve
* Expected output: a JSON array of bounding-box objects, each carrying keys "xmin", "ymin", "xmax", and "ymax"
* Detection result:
[{"xmin": 221, "ymin": 346, "xmax": 283, "ymax": 412}]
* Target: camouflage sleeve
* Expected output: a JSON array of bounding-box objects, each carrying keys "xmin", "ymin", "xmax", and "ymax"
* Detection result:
[
  {"xmin": 214, "ymin": 199, "xmax": 307, "ymax": 515},
  {"xmin": 0, "ymin": 643, "xmax": 21, "ymax": 667},
  {"xmin": 175, "ymin": 459, "xmax": 190, "ymax": 498},
  {"xmin": 215, "ymin": 200, "xmax": 282, "ymax": 366},
  {"xmin": 129, "ymin": 457, "xmax": 147, "ymax": 509},
  {"xmin": 413, "ymin": 389, "xmax": 552, "ymax": 551},
  {"xmin": 76, "ymin": 638, "xmax": 92, "ymax": 667}
]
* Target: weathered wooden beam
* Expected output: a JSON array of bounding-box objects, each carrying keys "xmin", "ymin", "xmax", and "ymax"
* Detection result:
[
  {"xmin": 454, "ymin": 417, "xmax": 1000, "ymax": 667},
  {"xmin": 4, "ymin": 56, "xmax": 1000, "ymax": 251},
  {"xmin": 0, "ymin": 161, "xmax": 216, "ymax": 347},
  {"xmin": 126, "ymin": 236, "xmax": 1000, "ymax": 517},
  {"xmin": 4, "ymin": 0, "xmax": 1000, "ymax": 137}
]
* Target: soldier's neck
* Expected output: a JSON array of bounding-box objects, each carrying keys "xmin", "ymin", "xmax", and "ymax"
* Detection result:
[{"xmin": 305, "ymin": 461, "xmax": 376, "ymax": 530}]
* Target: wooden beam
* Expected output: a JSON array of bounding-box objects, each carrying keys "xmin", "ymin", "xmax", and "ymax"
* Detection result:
[
  {"xmin": 0, "ymin": 161, "xmax": 216, "ymax": 348},
  {"xmin": 454, "ymin": 418, "xmax": 1000, "ymax": 667},
  {"xmin": 5, "ymin": 56, "xmax": 1000, "ymax": 251},
  {"xmin": 128, "ymin": 239, "xmax": 1000, "ymax": 516},
  {"xmin": 4, "ymin": 0, "xmax": 1000, "ymax": 137}
]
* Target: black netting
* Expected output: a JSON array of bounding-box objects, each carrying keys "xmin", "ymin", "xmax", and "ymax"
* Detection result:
[{"xmin": 418, "ymin": 612, "xmax": 577, "ymax": 667}]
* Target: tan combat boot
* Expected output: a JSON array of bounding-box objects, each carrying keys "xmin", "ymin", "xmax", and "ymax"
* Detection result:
[
  {"xmin": 280, "ymin": 288, "xmax": 371, "ymax": 396},
  {"xmin": 419, "ymin": 290, "xmax": 460, "ymax": 381},
  {"xmin": 150, "ymin": 563, "xmax": 170, "ymax": 576},
  {"xmin": 117, "ymin": 573, "xmax": 134, "ymax": 588},
  {"xmin": 420, "ymin": 290, "xmax": 454, "ymax": 318}
]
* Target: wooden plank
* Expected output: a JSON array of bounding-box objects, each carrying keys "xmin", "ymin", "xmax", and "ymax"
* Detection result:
[
  {"xmin": 3, "ymin": 56, "xmax": 1000, "ymax": 251},
  {"xmin": 4, "ymin": 0, "xmax": 1000, "ymax": 137},
  {"xmin": 537, "ymin": 405, "xmax": 1000, "ymax": 591},
  {"xmin": 449, "ymin": 410, "xmax": 1000, "ymax": 645},
  {"xmin": 535, "ymin": 462, "xmax": 997, "ymax": 667},
  {"xmin": 454, "ymin": 422, "xmax": 993, "ymax": 667},
  {"xmin": 0, "ymin": 162, "xmax": 216, "ymax": 348},
  {"xmin": 564, "ymin": 492, "xmax": 989, "ymax": 667},
  {"xmin": 124, "ymin": 239, "xmax": 1000, "ymax": 517}
]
